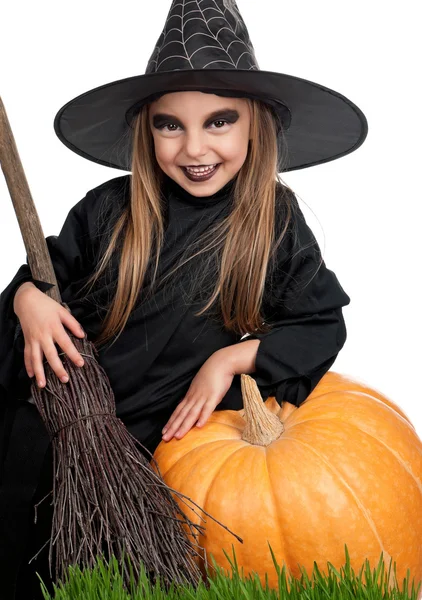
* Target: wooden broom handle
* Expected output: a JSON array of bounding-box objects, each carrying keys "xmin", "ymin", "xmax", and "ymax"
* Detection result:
[{"xmin": 0, "ymin": 95, "xmax": 61, "ymax": 303}]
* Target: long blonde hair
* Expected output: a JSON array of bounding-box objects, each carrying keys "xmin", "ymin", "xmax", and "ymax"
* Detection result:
[{"xmin": 82, "ymin": 98, "xmax": 296, "ymax": 349}]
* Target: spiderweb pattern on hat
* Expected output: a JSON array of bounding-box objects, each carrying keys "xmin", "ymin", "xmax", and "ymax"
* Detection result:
[{"xmin": 145, "ymin": 0, "xmax": 259, "ymax": 73}]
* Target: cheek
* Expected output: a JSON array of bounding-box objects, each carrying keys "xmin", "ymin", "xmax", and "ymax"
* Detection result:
[
  {"xmin": 220, "ymin": 132, "xmax": 250, "ymax": 162},
  {"xmin": 152, "ymin": 137, "xmax": 176, "ymax": 163}
]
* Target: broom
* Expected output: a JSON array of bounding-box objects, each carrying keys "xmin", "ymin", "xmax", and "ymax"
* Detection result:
[{"xmin": 0, "ymin": 96, "xmax": 242, "ymax": 588}]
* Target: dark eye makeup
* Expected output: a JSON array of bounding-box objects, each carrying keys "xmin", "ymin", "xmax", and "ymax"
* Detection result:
[
  {"xmin": 157, "ymin": 119, "xmax": 231, "ymax": 132},
  {"xmin": 152, "ymin": 109, "xmax": 240, "ymax": 130}
]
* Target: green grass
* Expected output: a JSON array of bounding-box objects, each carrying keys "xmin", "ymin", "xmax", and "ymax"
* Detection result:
[{"xmin": 39, "ymin": 544, "xmax": 421, "ymax": 600}]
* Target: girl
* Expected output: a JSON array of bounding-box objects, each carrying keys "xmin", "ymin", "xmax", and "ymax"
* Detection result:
[{"xmin": 0, "ymin": 1, "xmax": 367, "ymax": 598}]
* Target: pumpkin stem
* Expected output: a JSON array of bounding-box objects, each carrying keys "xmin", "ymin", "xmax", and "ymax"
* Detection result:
[{"xmin": 240, "ymin": 374, "xmax": 284, "ymax": 446}]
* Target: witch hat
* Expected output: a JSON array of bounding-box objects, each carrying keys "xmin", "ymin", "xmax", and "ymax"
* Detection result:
[{"xmin": 53, "ymin": 0, "xmax": 368, "ymax": 173}]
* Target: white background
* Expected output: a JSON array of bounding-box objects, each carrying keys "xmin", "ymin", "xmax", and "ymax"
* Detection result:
[{"xmin": 0, "ymin": 1, "xmax": 421, "ymax": 439}]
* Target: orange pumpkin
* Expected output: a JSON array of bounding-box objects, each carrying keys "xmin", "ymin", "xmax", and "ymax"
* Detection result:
[{"xmin": 153, "ymin": 372, "xmax": 422, "ymax": 596}]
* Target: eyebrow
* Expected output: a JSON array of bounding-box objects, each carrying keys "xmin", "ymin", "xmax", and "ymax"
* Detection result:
[{"xmin": 151, "ymin": 108, "xmax": 239, "ymax": 128}]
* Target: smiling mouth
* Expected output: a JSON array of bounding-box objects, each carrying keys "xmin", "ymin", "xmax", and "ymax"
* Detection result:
[{"xmin": 181, "ymin": 163, "xmax": 221, "ymax": 181}]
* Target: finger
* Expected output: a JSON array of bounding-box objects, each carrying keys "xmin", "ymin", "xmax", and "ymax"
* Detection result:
[
  {"xmin": 196, "ymin": 400, "xmax": 219, "ymax": 427},
  {"xmin": 24, "ymin": 345, "xmax": 34, "ymax": 379},
  {"xmin": 31, "ymin": 343, "xmax": 47, "ymax": 388},
  {"xmin": 173, "ymin": 405, "xmax": 204, "ymax": 439},
  {"xmin": 163, "ymin": 398, "xmax": 197, "ymax": 435},
  {"xmin": 162, "ymin": 408, "xmax": 189, "ymax": 439},
  {"xmin": 162, "ymin": 398, "xmax": 190, "ymax": 433},
  {"xmin": 55, "ymin": 330, "xmax": 85, "ymax": 367},
  {"xmin": 43, "ymin": 340, "xmax": 71, "ymax": 382},
  {"xmin": 163, "ymin": 401, "xmax": 203, "ymax": 440},
  {"xmin": 60, "ymin": 309, "xmax": 86, "ymax": 338}
]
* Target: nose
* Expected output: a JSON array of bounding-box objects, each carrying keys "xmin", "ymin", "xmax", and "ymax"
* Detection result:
[{"xmin": 183, "ymin": 128, "xmax": 209, "ymax": 160}]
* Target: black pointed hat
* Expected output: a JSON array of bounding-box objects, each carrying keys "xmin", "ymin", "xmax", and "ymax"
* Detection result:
[{"xmin": 53, "ymin": 0, "xmax": 368, "ymax": 173}]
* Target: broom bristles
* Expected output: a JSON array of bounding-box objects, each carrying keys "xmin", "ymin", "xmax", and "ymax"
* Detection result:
[{"xmin": 30, "ymin": 330, "xmax": 241, "ymax": 589}]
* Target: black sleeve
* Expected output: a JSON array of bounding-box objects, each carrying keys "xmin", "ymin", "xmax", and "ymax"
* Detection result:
[
  {"xmin": 239, "ymin": 188, "xmax": 351, "ymax": 407},
  {"xmin": 0, "ymin": 175, "xmax": 129, "ymax": 399}
]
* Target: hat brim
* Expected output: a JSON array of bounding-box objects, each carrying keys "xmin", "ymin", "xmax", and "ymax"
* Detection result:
[{"xmin": 53, "ymin": 69, "xmax": 368, "ymax": 173}]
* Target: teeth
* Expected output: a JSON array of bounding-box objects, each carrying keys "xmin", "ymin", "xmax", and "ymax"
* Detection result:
[{"xmin": 185, "ymin": 164, "xmax": 217, "ymax": 174}]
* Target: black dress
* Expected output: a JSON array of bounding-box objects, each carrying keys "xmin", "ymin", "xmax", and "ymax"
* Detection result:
[{"xmin": 0, "ymin": 172, "xmax": 350, "ymax": 598}]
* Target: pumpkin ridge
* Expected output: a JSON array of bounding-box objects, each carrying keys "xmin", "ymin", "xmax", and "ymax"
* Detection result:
[
  {"xmin": 292, "ymin": 405, "xmax": 417, "ymax": 438},
  {"xmin": 307, "ymin": 418, "xmax": 422, "ymax": 495},
  {"xmin": 162, "ymin": 439, "xmax": 246, "ymax": 477},
  {"xmin": 197, "ymin": 444, "xmax": 258, "ymax": 556},
  {"xmin": 275, "ymin": 435, "xmax": 388, "ymax": 553},
  {"xmin": 210, "ymin": 412, "xmax": 245, "ymax": 431},
  {"xmin": 290, "ymin": 413, "xmax": 422, "ymax": 466},
  {"xmin": 179, "ymin": 440, "xmax": 248, "ymax": 464},
  {"xmin": 306, "ymin": 390, "xmax": 414, "ymax": 427},
  {"xmin": 264, "ymin": 447, "xmax": 290, "ymax": 572}
]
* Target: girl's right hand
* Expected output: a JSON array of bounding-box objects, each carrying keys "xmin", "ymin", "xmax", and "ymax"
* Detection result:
[{"xmin": 13, "ymin": 282, "xmax": 87, "ymax": 388}]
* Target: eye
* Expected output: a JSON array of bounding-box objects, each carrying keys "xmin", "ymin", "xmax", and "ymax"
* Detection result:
[
  {"xmin": 210, "ymin": 119, "xmax": 229, "ymax": 129},
  {"xmin": 158, "ymin": 119, "xmax": 230, "ymax": 132},
  {"xmin": 159, "ymin": 123, "xmax": 179, "ymax": 132}
]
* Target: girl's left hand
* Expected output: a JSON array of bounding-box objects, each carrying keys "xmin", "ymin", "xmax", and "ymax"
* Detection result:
[{"xmin": 161, "ymin": 349, "xmax": 235, "ymax": 441}]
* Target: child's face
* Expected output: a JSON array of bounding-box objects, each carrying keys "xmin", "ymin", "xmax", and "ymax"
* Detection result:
[{"xmin": 148, "ymin": 91, "xmax": 251, "ymax": 196}]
